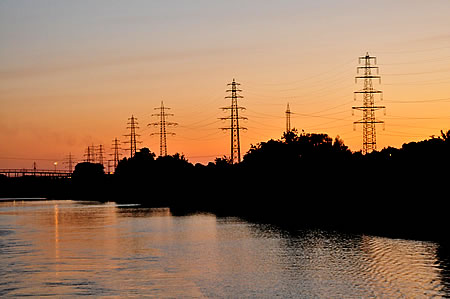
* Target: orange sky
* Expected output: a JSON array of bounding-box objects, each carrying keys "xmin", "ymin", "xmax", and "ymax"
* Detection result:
[{"xmin": 1, "ymin": 1, "xmax": 450, "ymax": 169}]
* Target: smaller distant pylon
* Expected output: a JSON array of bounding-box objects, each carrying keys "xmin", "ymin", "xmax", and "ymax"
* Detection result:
[
  {"xmin": 63, "ymin": 152, "xmax": 76, "ymax": 172},
  {"xmin": 285, "ymin": 103, "xmax": 292, "ymax": 133},
  {"xmin": 111, "ymin": 138, "xmax": 122, "ymax": 170},
  {"xmin": 124, "ymin": 115, "xmax": 141, "ymax": 158}
]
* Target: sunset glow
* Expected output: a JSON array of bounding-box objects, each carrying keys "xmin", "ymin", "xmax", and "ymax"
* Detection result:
[{"xmin": 1, "ymin": 0, "xmax": 449, "ymax": 168}]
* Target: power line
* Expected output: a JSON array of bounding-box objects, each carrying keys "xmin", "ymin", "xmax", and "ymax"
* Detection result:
[
  {"xmin": 384, "ymin": 67, "xmax": 450, "ymax": 76},
  {"xmin": 242, "ymin": 57, "xmax": 356, "ymax": 88},
  {"xmin": 385, "ymin": 97, "xmax": 450, "ymax": 104},
  {"xmin": 375, "ymin": 45, "xmax": 450, "ymax": 55},
  {"xmin": 384, "ymin": 79, "xmax": 450, "ymax": 86}
]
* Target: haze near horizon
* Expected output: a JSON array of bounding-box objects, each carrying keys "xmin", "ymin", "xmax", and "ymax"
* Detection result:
[{"xmin": 1, "ymin": 0, "xmax": 450, "ymax": 168}]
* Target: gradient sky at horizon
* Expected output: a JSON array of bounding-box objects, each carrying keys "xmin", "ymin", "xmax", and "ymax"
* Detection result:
[{"xmin": 1, "ymin": 0, "xmax": 450, "ymax": 169}]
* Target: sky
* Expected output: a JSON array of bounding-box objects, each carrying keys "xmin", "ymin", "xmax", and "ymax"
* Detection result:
[{"xmin": 1, "ymin": 0, "xmax": 450, "ymax": 169}]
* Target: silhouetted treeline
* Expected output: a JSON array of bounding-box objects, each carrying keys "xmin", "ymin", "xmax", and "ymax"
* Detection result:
[{"xmin": 1, "ymin": 129, "xmax": 449, "ymax": 242}]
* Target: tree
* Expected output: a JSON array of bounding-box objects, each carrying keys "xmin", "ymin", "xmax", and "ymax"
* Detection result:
[
  {"xmin": 72, "ymin": 162, "xmax": 106, "ymax": 200},
  {"xmin": 441, "ymin": 130, "xmax": 450, "ymax": 142}
]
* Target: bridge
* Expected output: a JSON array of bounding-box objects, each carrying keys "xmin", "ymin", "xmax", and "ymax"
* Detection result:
[{"xmin": 0, "ymin": 169, "xmax": 72, "ymax": 178}]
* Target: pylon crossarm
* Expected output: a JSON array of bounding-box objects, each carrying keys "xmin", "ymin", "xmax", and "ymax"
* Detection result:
[
  {"xmin": 354, "ymin": 90, "xmax": 382, "ymax": 94},
  {"xmin": 355, "ymin": 75, "xmax": 381, "ymax": 79},
  {"xmin": 353, "ymin": 120, "xmax": 384, "ymax": 124},
  {"xmin": 352, "ymin": 106, "xmax": 385, "ymax": 110},
  {"xmin": 357, "ymin": 66, "xmax": 379, "ymax": 70},
  {"xmin": 359, "ymin": 56, "xmax": 377, "ymax": 62},
  {"xmin": 220, "ymin": 106, "xmax": 246, "ymax": 111}
]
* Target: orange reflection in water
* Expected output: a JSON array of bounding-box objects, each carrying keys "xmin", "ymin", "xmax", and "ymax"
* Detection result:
[
  {"xmin": 54, "ymin": 204, "xmax": 59, "ymax": 260},
  {"xmin": 0, "ymin": 201, "xmax": 448, "ymax": 297},
  {"xmin": 360, "ymin": 235, "xmax": 445, "ymax": 297},
  {"xmin": 16, "ymin": 202, "xmax": 207, "ymax": 297}
]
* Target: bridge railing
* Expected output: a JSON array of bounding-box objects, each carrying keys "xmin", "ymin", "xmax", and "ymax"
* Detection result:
[{"xmin": 0, "ymin": 169, "xmax": 72, "ymax": 178}]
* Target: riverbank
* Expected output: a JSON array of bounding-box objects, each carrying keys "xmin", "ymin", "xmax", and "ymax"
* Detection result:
[{"xmin": 2, "ymin": 130, "xmax": 448, "ymax": 243}]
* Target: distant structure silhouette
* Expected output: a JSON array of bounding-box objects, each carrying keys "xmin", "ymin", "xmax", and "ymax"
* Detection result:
[
  {"xmin": 124, "ymin": 115, "xmax": 141, "ymax": 158},
  {"xmin": 97, "ymin": 145, "xmax": 105, "ymax": 167},
  {"xmin": 84, "ymin": 145, "xmax": 95, "ymax": 163},
  {"xmin": 149, "ymin": 101, "xmax": 177, "ymax": 157},
  {"xmin": 285, "ymin": 103, "xmax": 292, "ymax": 134},
  {"xmin": 352, "ymin": 52, "xmax": 385, "ymax": 154},
  {"xmin": 63, "ymin": 152, "xmax": 75, "ymax": 172},
  {"xmin": 220, "ymin": 79, "xmax": 247, "ymax": 164},
  {"xmin": 111, "ymin": 138, "xmax": 122, "ymax": 170}
]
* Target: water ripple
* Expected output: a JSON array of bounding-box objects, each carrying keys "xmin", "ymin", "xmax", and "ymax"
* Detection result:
[{"xmin": 0, "ymin": 201, "xmax": 449, "ymax": 298}]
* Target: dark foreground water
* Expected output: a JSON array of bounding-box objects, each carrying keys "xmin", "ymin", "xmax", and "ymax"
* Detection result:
[{"xmin": 1, "ymin": 200, "xmax": 449, "ymax": 298}]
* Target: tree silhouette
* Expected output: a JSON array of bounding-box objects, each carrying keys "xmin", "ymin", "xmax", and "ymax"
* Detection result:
[
  {"xmin": 7, "ymin": 129, "xmax": 449, "ymax": 242},
  {"xmin": 72, "ymin": 162, "xmax": 105, "ymax": 200}
]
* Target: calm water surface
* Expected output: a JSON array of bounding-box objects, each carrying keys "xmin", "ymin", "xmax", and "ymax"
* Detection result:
[{"xmin": 1, "ymin": 200, "xmax": 449, "ymax": 298}]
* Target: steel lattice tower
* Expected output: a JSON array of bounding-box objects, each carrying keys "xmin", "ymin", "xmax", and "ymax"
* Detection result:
[
  {"xmin": 220, "ymin": 79, "xmax": 247, "ymax": 164},
  {"xmin": 124, "ymin": 115, "xmax": 141, "ymax": 158},
  {"xmin": 111, "ymin": 138, "xmax": 121, "ymax": 169},
  {"xmin": 352, "ymin": 53, "xmax": 385, "ymax": 154},
  {"xmin": 285, "ymin": 103, "xmax": 292, "ymax": 133},
  {"xmin": 149, "ymin": 101, "xmax": 177, "ymax": 157},
  {"xmin": 63, "ymin": 152, "xmax": 75, "ymax": 172},
  {"xmin": 97, "ymin": 145, "xmax": 105, "ymax": 166},
  {"xmin": 84, "ymin": 145, "xmax": 95, "ymax": 163}
]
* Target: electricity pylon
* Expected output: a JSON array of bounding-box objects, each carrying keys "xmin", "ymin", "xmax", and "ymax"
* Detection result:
[
  {"xmin": 63, "ymin": 152, "xmax": 75, "ymax": 172},
  {"xmin": 111, "ymin": 138, "xmax": 121, "ymax": 169},
  {"xmin": 352, "ymin": 52, "xmax": 385, "ymax": 154},
  {"xmin": 220, "ymin": 79, "xmax": 247, "ymax": 164},
  {"xmin": 97, "ymin": 145, "xmax": 105, "ymax": 166},
  {"xmin": 285, "ymin": 103, "xmax": 292, "ymax": 133},
  {"xmin": 84, "ymin": 145, "xmax": 95, "ymax": 163},
  {"xmin": 149, "ymin": 101, "xmax": 177, "ymax": 157},
  {"xmin": 124, "ymin": 115, "xmax": 141, "ymax": 158}
]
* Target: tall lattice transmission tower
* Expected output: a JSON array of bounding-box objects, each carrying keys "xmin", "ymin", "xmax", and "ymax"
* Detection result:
[
  {"xmin": 124, "ymin": 115, "xmax": 141, "ymax": 158},
  {"xmin": 111, "ymin": 138, "xmax": 121, "ymax": 169},
  {"xmin": 220, "ymin": 79, "xmax": 247, "ymax": 164},
  {"xmin": 352, "ymin": 52, "xmax": 385, "ymax": 154},
  {"xmin": 285, "ymin": 103, "xmax": 292, "ymax": 133},
  {"xmin": 149, "ymin": 101, "xmax": 177, "ymax": 157}
]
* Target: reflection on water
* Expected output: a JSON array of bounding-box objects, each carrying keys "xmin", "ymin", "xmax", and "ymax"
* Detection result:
[{"xmin": 0, "ymin": 200, "xmax": 449, "ymax": 297}]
